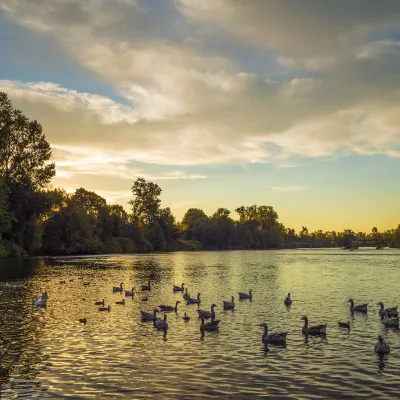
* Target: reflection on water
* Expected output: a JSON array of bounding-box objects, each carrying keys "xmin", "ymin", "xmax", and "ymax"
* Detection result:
[{"xmin": 1, "ymin": 248, "xmax": 400, "ymax": 398}]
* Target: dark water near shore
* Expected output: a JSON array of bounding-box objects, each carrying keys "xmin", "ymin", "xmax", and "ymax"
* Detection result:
[{"xmin": 1, "ymin": 248, "xmax": 400, "ymax": 399}]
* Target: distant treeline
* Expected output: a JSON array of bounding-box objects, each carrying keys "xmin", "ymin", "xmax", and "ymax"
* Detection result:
[{"xmin": 1, "ymin": 92, "xmax": 400, "ymax": 257}]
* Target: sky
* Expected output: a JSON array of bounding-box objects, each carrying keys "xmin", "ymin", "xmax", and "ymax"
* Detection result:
[{"xmin": 1, "ymin": 0, "xmax": 400, "ymax": 232}]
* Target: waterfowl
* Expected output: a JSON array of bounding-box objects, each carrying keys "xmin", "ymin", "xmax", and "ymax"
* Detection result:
[
  {"xmin": 115, "ymin": 299, "xmax": 126, "ymax": 305},
  {"xmin": 187, "ymin": 293, "xmax": 201, "ymax": 304},
  {"xmin": 141, "ymin": 308, "xmax": 159, "ymax": 322},
  {"xmin": 238, "ymin": 289, "xmax": 252, "ymax": 299},
  {"xmin": 154, "ymin": 314, "xmax": 168, "ymax": 330},
  {"xmin": 183, "ymin": 288, "xmax": 190, "ymax": 300},
  {"xmin": 159, "ymin": 301, "xmax": 180, "ymax": 312},
  {"xmin": 99, "ymin": 306, "xmax": 111, "ymax": 312},
  {"xmin": 95, "ymin": 299, "xmax": 105, "ymax": 306},
  {"xmin": 284, "ymin": 293, "xmax": 292, "ymax": 306},
  {"xmin": 142, "ymin": 296, "xmax": 148, "ymax": 301},
  {"xmin": 259, "ymin": 323, "xmax": 288, "ymax": 344},
  {"xmin": 125, "ymin": 287, "xmax": 135, "ymax": 297},
  {"xmin": 223, "ymin": 296, "xmax": 235, "ymax": 310},
  {"xmin": 79, "ymin": 318, "xmax": 87, "ymax": 324},
  {"xmin": 200, "ymin": 318, "xmax": 220, "ymax": 332},
  {"xmin": 374, "ymin": 335, "xmax": 390, "ymax": 354},
  {"xmin": 382, "ymin": 311, "xmax": 399, "ymax": 328},
  {"xmin": 377, "ymin": 302, "xmax": 398, "ymax": 318},
  {"xmin": 40, "ymin": 292, "xmax": 48, "ymax": 301},
  {"xmin": 59, "ymin": 280, "xmax": 66, "ymax": 284},
  {"xmin": 338, "ymin": 321, "xmax": 350, "ymax": 330},
  {"xmin": 183, "ymin": 313, "xmax": 190, "ymax": 322},
  {"xmin": 34, "ymin": 295, "xmax": 47, "ymax": 307},
  {"xmin": 142, "ymin": 281, "xmax": 151, "ymax": 291},
  {"xmin": 301, "ymin": 316, "xmax": 327, "ymax": 335},
  {"xmin": 197, "ymin": 304, "xmax": 217, "ymax": 319},
  {"xmin": 112, "ymin": 283, "xmax": 124, "ymax": 292},
  {"xmin": 173, "ymin": 283, "xmax": 185, "ymax": 292},
  {"xmin": 83, "ymin": 282, "xmax": 90, "ymax": 286},
  {"xmin": 347, "ymin": 299, "xmax": 368, "ymax": 313}
]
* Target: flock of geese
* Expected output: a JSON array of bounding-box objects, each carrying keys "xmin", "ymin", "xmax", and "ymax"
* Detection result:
[{"xmin": 34, "ymin": 282, "xmax": 396, "ymax": 354}]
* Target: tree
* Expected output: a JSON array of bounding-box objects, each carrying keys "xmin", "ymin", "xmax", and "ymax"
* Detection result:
[{"xmin": 0, "ymin": 177, "xmax": 12, "ymax": 237}]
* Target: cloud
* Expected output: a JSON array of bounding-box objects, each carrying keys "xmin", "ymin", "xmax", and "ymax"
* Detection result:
[{"xmin": 270, "ymin": 186, "xmax": 307, "ymax": 193}]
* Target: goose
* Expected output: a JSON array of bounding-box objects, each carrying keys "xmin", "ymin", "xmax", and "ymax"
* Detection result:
[
  {"xmin": 125, "ymin": 287, "xmax": 135, "ymax": 297},
  {"xmin": 142, "ymin": 296, "xmax": 148, "ymax": 301},
  {"xmin": 301, "ymin": 316, "xmax": 327, "ymax": 335},
  {"xmin": 338, "ymin": 321, "xmax": 350, "ymax": 330},
  {"xmin": 83, "ymin": 282, "xmax": 90, "ymax": 286},
  {"xmin": 259, "ymin": 323, "xmax": 288, "ymax": 344},
  {"xmin": 173, "ymin": 283, "xmax": 185, "ymax": 292},
  {"xmin": 238, "ymin": 289, "xmax": 252, "ymax": 299},
  {"xmin": 95, "ymin": 299, "xmax": 105, "ymax": 306},
  {"xmin": 223, "ymin": 296, "xmax": 235, "ymax": 310},
  {"xmin": 34, "ymin": 295, "xmax": 47, "ymax": 307},
  {"xmin": 159, "ymin": 301, "xmax": 180, "ymax": 312},
  {"xmin": 113, "ymin": 283, "xmax": 124, "ymax": 293},
  {"xmin": 187, "ymin": 293, "xmax": 201, "ymax": 304},
  {"xmin": 183, "ymin": 313, "xmax": 190, "ymax": 322},
  {"xmin": 99, "ymin": 306, "xmax": 111, "ymax": 312},
  {"xmin": 374, "ymin": 335, "xmax": 390, "ymax": 354},
  {"xmin": 141, "ymin": 308, "xmax": 159, "ymax": 322},
  {"xmin": 79, "ymin": 318, "xmax": 87, "ymax": 324},
  {"xmin": 115, "ymin": 299, "xmax": 126, "ymax": 305},
  {"xmin": 154, "ymin": 314, "xmax": 168, "ymax": 330},
  {"xmin": 382, "ymin": 311, "xmax": 399, "ymax": 328},
  {"xmin": 142, "ymin": 281, "xmax": 151, "ymax": 291},
  {"xmin": 348, "ymin": 299, "xmax": 368, "ymax": 313},
  {"xmin": 284, "ymin": 293, "xmax": 292, "ymax": 306},
  {"xmin": 377, "ymin": 302, "xmax": 398, "ymax": 318},
  {"xmin": 197, "ymin": 304, "xmax": 217, "ymax": 319},
  {"xmin": 40, "ymin": 292, "xmax": 48, "ymax": 301},
  {"xmin": 59, "ymin": 280, "xmax": 66, "ymax": 284},
  {"xmin": 200, "ymin": 318, "xmax": 220, "ymax": 332},
  {"xmin": 183, "ymin": 288, "xmax": 190, "ymax": 300}
]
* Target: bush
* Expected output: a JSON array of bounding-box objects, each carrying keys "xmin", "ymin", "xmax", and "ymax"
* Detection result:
[{"xmin": 0, "ymin": 240, "xmax": 25, "ymax": 257}]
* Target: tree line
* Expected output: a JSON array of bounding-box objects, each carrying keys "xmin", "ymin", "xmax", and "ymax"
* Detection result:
[{"xmin": 1, "ymin": 92, "xmax": 400, "ymax": 257}]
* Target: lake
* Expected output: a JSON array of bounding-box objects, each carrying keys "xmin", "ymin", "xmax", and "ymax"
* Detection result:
[{"xmin": 0, "ymin": 248, "xmax": 400, "ymax": 399}]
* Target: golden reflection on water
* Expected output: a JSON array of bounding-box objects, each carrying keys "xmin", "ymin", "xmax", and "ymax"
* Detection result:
[{"xmin": 1, "ymin": 249, "xmax": 400, "ymax": 398}]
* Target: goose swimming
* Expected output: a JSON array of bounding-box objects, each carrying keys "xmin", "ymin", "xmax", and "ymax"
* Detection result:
[
  {"xmin": 79, "ymin": 318, "xmax": 87, "ymax": 324},
  {"xmin": 200, "ymin": 318, "xmax": 220, "ymax": 332},
  {"xmin": 113, "ymin": 283, "xmax": 124, "ymax": 293},
  {"xmin": 348, "ymin": 299, "xmax": 368, "ymax": 313},
  {"xmin": 382, "ymin": 311, "xmax": 399, "ymax": 328},
  {"xmin": 301, "ymin": 316, "xmax": 327, "ymax": 335},
  {"xmin": 125, "ymin": 287, "xmax": 135, "ymax": 297},
  {"xmin": 34, "ymin": 295, "xmax": 47, "ymax": 307},
  {"xmin": 173, "ymin": 283, "xmax": 185, "ymax": 292},
  {"xmin": 374, "ymin": 335, "xmax": 390, "ymax": 354},
  {"xmin": 115, "ymin": 299, "xmax": 126, "ymax": 305},
  {"xmin": 187, "ymin": 293, "xmax": 201, "ymax": 304},
  {"xmin": 141, "ymin": 308, "xmax": 159, "ymax": 322},
  {"xmin": 99, "ymin": 306, "xmax": 111, "ymax": 312},
  {"xmin": 197, "ymin": 304, "xmax": 217, "ymax": 319},
  {"xmin": 259, "ymin": 323, "xmax": 288, "ymax": 344},
  {"xmin": 159, "ymin": 301, "xmax": 180, "ymax": 312},
  {"xmin": 41, "ymin": 292, "xmax": 48, "ymax": 301},
  {"xmin": 284, "ymin": 293, "xmax": 292, "ymax": 306},
  {"xmin": 142, "ymin": 296, "xmax": 148, "ymax": 301},
  {"xmin": 223, "ymin": 296, "xmax": 235, "ymax": 310},
  {"xmin": 238, "ymin": 289, "xmax": 252, "ymax": 299},
  {"xmin": 95, "ymin": 299, "xmax": 105, "ymax": 306},
  {"xmin": 142, "ymin": 281, "xmax": 151, "ymax": 291},
  {"xmin": 338, "ymin": 321, "xmax": 350, "ymax": 330},
  {"xmin": 183, "ymin": 288, "xmax": 190, "ymax": 300},
  {"xmin": 377, "ymin": 302, "xmax": 398, "ymax": 318},
  {"xmin": 83, "ymin": 282, "xmax": 90, "ymax": 286},
  {"xmin": 183, "ymin": 313, "xmax": 190, "ymax": 322},
  {"xmin": 154, "ymin": 314, "xmax": 168, "ymax": 330}
]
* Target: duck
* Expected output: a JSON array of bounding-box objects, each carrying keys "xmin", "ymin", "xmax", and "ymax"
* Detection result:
[
  {"xmin": 200, "ymin": 318, "xmax": 220, "ymax": 332},
  {"xmin": 141, "ymin": 308, "xmax": 159, "ymax": 322},
  {"xmin": 154, "ymin": 314, "xmax": 168, "ymax": 330},
  {"xmin": 259, "ymin": 323, "xmax": 288, "ymax": 344},
  {"xmin": 115, "ymin": 299, "xmax": 126, "ymax": 305},
  {"xmin": 99, "ymin": 306, "xmax": 111, "ymax": 312},
  {"xmin": 382, "ymin": 311, "xmax": 399, "ymax": 328},
  {"xmin": 187, "ymin": 293, "xmax": 201, "ymax": 304},
  {"xmin": 142, "ymin": 296, "xmax": 148, "ymax": 301},
  {"xmin": 183, "ymin": 288, "xmax": 190, "ymax": 300},
  {"xmin": 197, "ymin": 304, "xmax": 217, "ymax": 319},
  {"xmin": 284, "ymin": 293, "xmax": 292, "ymax": 306},
  {"xmin": 159, "ymin": 301, "xmax": 180, "ymax": 312},
  {"xmin": 79, "ymin": 318, "xmax": 87, "ymax": 324},
  {"xmin": 238, "ymin": 289, "xmax": 252, "ymax": 299},
  {"xmin": 112, "ymin": 283, "xmax": 124, "ymax": 293},
  {"xmin": 95, "ymin": 299, "xmax": 105, "ymax": 306},
  {"xmin": 301, "ymin": 316, "xmax": 327, "ymax": 335},
  {"xmin": 377, "ymin": 302, "xmax": 398, "ymax": 318},
  {"xmin": 348, "ymin": 299, "xmax": 368, "ymax": 313},
  {"xmin": 142, "ymin": 281, "xmax": 151, "ymax": 291},
  {"xmin": 34, "ymin": 295, "xmax": 47, "ymax": 307},
  {"xmin": 338, "ymin": 321, "xmax": 350, "ymax": 330},
  {"xmin": 223, "ymin": 296, "xmax": 235, "ymax": 310},
  {"xmin": 183, "ymin": 313, "xmax": 190, "ymax": 322},
  {"xmin": 374, "ymin": 335, "xmax": 390, "ymax": 354},
  {"xmin": 125, "ymin": 287, "xmax": 135, "ymax": 297},
  {"xmin": 173, "ymin": 283, "xmax": 185, "ymax": 292}
]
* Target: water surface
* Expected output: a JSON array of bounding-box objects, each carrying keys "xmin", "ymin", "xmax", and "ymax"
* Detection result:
[{"xmin": 1, "ymin": 249, "xmax": 400, "ymax": 399}]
